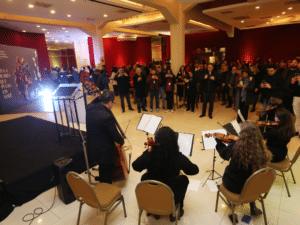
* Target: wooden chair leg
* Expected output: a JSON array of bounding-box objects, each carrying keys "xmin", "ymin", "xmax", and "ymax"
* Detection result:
[{"xmin": 282, "ymin": 172, "xmax": 291, "ymax": 197}]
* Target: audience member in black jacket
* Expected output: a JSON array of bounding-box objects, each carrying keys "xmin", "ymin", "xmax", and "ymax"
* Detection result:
[
  {"xmin": 133, "ymin": 67, "xmax": 148, "ymax": 113},
  {"xmin": 184, "ymin": 71, "xmax": 197, "ymax": 113},
  {"xmin": 164, "ymin": 69, "xmax": 177, "ymax": 112},
  {"xmin": 177, "ymin": 65, "xmax": 187, "ymax": 101},
  {"xmin": 250, "ymin": 65, "xmax": 264, "ymax": 112},
  {"xmin": 220, "ymin": 65, "xmax": 229, "ymax": 105},
  {"xmin": 260, "ymin": 65, "xmax": 283, "ymax": 110},
  {"xmin": 263, "ymin": 108, "xmax": 295, "ymax": 162},
  {"xmin": 226, "ymin": 66, "xmax": 238, "ymax": 108},
  {"xmin": 215, "ymin": 121, "xmax": 272, "ymax": 216},
  {"xmin": 200, "ymin": 64, "xmax": 220, "ymax": 119},
  {"xmin": 132, "ymin": 127, "xmax": 199, "ymax": 221},
  {"xmin": 114, "ymin": 67, "xmax": 134, "ymax": 112},
  {"xmin": 86, "ymin": 90, "xmax": 125, "ymax": 184}
]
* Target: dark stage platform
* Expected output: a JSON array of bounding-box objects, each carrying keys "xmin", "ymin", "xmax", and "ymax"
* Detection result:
[{"xmin": 0, "ymin": 116, "xmax": 87, "ymax": 220}]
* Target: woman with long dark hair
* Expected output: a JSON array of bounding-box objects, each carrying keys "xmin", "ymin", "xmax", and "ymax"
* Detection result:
[
  {"xmin": 263, "ymin": 108, "xmax": 295, "ymax": 162},
  {"xmin": 216, "ymin": 121, "xmax": 272, "ymax": 216},
  {"xmin": 132, "ymin": 126, "xmax": 199, "ymax": 221}
]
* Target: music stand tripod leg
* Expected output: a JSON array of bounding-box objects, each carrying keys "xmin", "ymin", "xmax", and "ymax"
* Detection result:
[{"xmin": 202, "ymin": 148, "xmax": 222, "ymax": 187}]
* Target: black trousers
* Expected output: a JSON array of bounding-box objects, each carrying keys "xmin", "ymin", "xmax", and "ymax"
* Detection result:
[
  {"xmin": 237, "ymin": 101, "xmax": 249, "ymax": 123},
  {"xmin": 141, "ymin": 174, "xmax": 189, "ymax": 209},
  {"xmin": 187, "ymin": 92, "xmax": 196, "ymax": 112},
  {"xmin": 98, "ymin": 163, "xmax": 114, "ymax": 184},
  {"xmin": 119, "ymin": 93, "xmax": 132, "ymax": 110},
  {"xmin": 137, "ymin": 96, "xmax": 145, "ymax": 110},
  {"xmin": 202, "ymin": 91, "xmax": 215, "ymax": 116},
  {"xmin": 166, "ymin": 91, "xmax": 174, "ymax": 110}
]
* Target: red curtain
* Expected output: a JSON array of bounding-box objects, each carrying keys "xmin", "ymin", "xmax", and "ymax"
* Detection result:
[{"xmin": 88, "ymin": 37, "xmax": 95, "ymax": 67}]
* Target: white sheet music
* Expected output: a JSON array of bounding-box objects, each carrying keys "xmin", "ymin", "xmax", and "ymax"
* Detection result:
[
  {"xmin": 137, "ymin": 114, "xmax": 162, "ymax": 135},
  {"xmin": 137, "ymin": 114, "xmax": 151, "ymax": 131},
  {"xmin": 202, "ymin": 129, "xmax": 227, "ymax": 150},
  {"xmin": 231, "ymin": 120, "xmax": 241, "ymax": 134},
  {"xmin": 178, "ymin": 133, "xmax": 194, "ymax": 157}
]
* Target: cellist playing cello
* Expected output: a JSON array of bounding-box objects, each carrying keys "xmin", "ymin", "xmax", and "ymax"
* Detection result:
[{"xmin": 86, "ymin": 90, "xmax": 124, "ymax": 184}]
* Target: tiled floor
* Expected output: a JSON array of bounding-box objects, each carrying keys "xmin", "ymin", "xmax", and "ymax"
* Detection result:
[{"xmin": 1, "ymin": 94, "xmax": 300, "ymax": 225}]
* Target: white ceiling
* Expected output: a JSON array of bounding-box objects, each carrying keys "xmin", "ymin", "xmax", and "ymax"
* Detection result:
[
  {"xmin": 203, "ymin": 0, "xmax": 300, "ymax": 30},
  {"xmin": 1, "ymin": 0, "xmax": 151, "ymax": 24}
]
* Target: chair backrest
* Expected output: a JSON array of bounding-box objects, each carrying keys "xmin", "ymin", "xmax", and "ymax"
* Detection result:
[
  {"xmin": 135, "ymin": 180, "xmax": 175, "ymax": 216},
  {"xmin": 290, "ymin": 146, "xmax": 300, "ymax": 166},
  {"xmin": 238, "ymin": 168, "xmax": 276, "ymax": 204},
  {"xmin": 66, "ymin": 171, "xmax": 101, "ymax": 209}
]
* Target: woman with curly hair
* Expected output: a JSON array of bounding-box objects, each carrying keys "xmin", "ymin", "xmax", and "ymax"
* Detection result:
[
  {"xmin": 215, "ymin": 121, "xmax": 272, "ymax": 216},
  {"xmin": 132, "ymin": 126, "xmax": 199, "ymax": 221},
  {"xmin": 263, "ymin": 108, "xmax": 295, "ymax": 162}
]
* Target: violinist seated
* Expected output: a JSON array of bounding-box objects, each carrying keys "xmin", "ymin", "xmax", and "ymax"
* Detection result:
[
  {"xmin": 132, "ymin": 127, "xmax": 199, "ymax": 222},
  {"xmin": 263, "ymin": 108, "xmax": 295, "ymax": 163},
  {"xmin": 215, "ymin": 121, "xmax": 272, "ymax": 216}
]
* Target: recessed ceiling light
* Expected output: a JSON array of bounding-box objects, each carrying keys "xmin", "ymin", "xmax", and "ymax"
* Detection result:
[
  {"xmin": 52, "ymin": 38, "xmax": 54, "ymax": 40},
  {"xmin": 71, "ymin": 0, "xmax": 75, "ymax": 2},
  {"xmin": 282, "ymin": 12, "xmax": 286, "ymax": 14},
  {"xmin": 50, "ymin": 10, "xmax": 56, "ymax": 14},
  {"xmin": 65, "ymin": 31, "xmax": 69, "ymax": 33},
  {"xmin": 46, "ymin": 32, "xmax": 50, "ymax": 33},
  {"xmin": 271, "ymin": 19, "xmax": 273, "ymax": 21},
  {"xmin": 277, "ymin": 16, "xmax": 280, "ymax": 18},
  {"xmin": 266, "ymin": 22, "xmax": 269, "ymax": 24},
  {"xmin": 46, "ymin": 39, "xmax": 48, "ymax": 41},
  {"xmin": 67, "ymin": 14, "xmax": 71, "ymax": 17},
  {"xmin": 28, "ymin": 4, "xmax": 34, "ymax": 8},
  {"xmin": 65, "ymin": 41, "xmax": 68, "ymax": 43},
  {"xmin": 36, "ymin": 25, "xmax": 40, "ymax": 28},
  {"xmin": 288, "ymin": 7, "xmax": 292, "ymax": 10},
  {"xmin": 62, "ymin": 27, "xmax": 66, "ymax": 30},
  {"xmin": 104, "ymin": 14, "xmax": 108, "ymax": 17},
  {"xmin": 55, "ymin": 40, "xmax": 59, "ymax": 43},
  {"xmin": 241, "ymin": 20, "xmax": 244, "ymax": 23},
  {"xmin": 22, "ymin": 30, "xmax": 26, "ymax": 32},
  {"xmin": 42, "ymin": 28, "xmax": 47, "ymax": 31},
  {"xmin": 255, "ymin": 6, "xmax": 260, "ymax": 9}
]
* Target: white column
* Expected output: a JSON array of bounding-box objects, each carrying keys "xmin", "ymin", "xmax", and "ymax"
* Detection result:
[
  {"xmin": 74, "ymin": 36, "xmax": 90, "ymax": 69},
  {"xmin": 170, "ymin": 5, "xmax": 185, "ymax": 74}
]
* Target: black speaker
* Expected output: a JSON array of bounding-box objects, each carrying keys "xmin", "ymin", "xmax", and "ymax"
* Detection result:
[{"xmin": 52, "ymin": 157, "xmax": 76, "ymax": 204}]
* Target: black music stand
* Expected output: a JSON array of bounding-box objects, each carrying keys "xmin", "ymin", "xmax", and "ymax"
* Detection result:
[
  {"xmin": 51, "ymin": 84, "xmax": 86, "ymax": 142},
  {"xmin": 201, "ymin": 129, "xmax": 227, "ymax": 187}
]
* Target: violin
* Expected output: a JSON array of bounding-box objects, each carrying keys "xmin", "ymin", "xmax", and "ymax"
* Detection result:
[
  {"xmin": 144, "ymin": 137, "xmax": 160, "ymax": 148},
  {"xmin": 256, "ymin": 121, "xmax": 279, "ymax": 127},
  {"xmin": 256, "ymin": 105, "xmax": 277, "ymax": 116},
  {"xmin": 205, "ymin": 133, "xmax": 239, "ymax": 143}
]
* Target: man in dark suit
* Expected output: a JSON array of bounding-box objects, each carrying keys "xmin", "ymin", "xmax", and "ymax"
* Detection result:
[
  {"xmin": 199, "ymin": 63, "xmax": 220, "ymax": 119},
  {"xmin": 86, "ymin": 90, "xmax": 125, "ymax": 184}
]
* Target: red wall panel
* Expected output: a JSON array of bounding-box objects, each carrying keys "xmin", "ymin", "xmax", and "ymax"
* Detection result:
[
  {"xmin": 103, "ymin": 37, "xmax": 152, "ymax": 75},
  {"xmin": 0, "ymin": 27, "xmax": 50, "ymax": 78}
]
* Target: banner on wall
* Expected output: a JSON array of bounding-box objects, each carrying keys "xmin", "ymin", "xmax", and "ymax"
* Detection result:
[{"xmin": 0, "ymin": 44, "xmax": 42, "ymax": 114}]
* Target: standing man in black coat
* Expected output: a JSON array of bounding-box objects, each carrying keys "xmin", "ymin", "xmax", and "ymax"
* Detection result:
[
  {"xmin": 86, "ymin": 90, "xmax": 125, "ymax": 184},
  {"xmin": 200, "ymin": 63, "xmax": 220, "ymax": 119},
  {"xmin": 114, "ymin": 67, "xmax": 134, "ymax": 112},
  {"xmin": 133, "ymin": 67, "xmax": 148, "ymax": 113}
]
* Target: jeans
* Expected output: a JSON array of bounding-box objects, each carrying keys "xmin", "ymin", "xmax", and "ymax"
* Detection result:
[
  {"xmin": 150, "ymin": 90, "xmax": 159, "ymax": 109},
  {"xmin": 159, "ymin": 86, "xmax": 166, "ymax": 108}
]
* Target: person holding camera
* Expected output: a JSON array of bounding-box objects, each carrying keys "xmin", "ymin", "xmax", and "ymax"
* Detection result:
[
  {"xmin": 164, "ymin": 69, "xmax": 176, "ymax": 113},
  {"xmin": 114, "ymin": 67, "xmax": 134, "ymax": 113},
  {"xmin": 235, "ymin": 69, "xmax": 255, "ymax": 123}
]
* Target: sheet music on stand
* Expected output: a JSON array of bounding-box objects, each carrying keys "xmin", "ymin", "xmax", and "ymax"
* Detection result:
[
  {"xmin": 202, "ymin": 129, "xmax": 228, "ymax": 150},
  {"xmin": 222, "ymin": 120, "xmax": 241, "ymax": 136},
  {"xmin": 137, "ymin": 114, "xmax": 162, "ymax": 135},
  {"xmin": 177, "ymin": 132, "xmax": 194, "ymax": 157}
]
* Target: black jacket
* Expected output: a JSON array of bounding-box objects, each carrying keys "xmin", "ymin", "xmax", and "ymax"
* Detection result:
[
  {"xmin": 133, "ymin": 74, "xmax": 147, "ymax": 97},
  {"xmin": 132, "ymin": 149, "xmax": 199, "ymax": 183},
  {"xmin": 216, "ymin": 140, "xmax": 253, "ymax": 194},
  {"xmin": 86, "ymin": 99, "xmax": 124, "ymax": 164},
  {"xmin": 114, "ymin": 73, "xmax": 130, "ymax": 94},
  {"xmin": 202, "ymin": 71, "xmax": 220, "ymax": 93},
  {"xmin": 260, "ymin": 73, "xmax": 283, "ymax": 102}
]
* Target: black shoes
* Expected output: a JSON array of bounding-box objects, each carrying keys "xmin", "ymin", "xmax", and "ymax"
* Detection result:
[
  {"xmin": 199, "ymin": 114, "xmax": 205, "ymax": 117},
  {"xmin": 129, "ymin": 108, "xmax": 134, "ymax": 111},
  {"xmin": 226, "ymin": 105, "xmax": 232, "ymax": 108},
  {"xmin": 142, "ymin": 108, "xmax": 148, "ymax": 112},
  {"xmin": 209, "ymin": 115, "xmax": 213, "ymax": 119},
  {"xmin": 146, "ymin": 213, "xmax": 160, "ymax": 220},
  {"xmin": 170, "ymin": 208, "xmax": 184, "ymax": 222},
  {"xmin": 221, "ymin": 102, "xmax": 226, "ymax": 105},
  {"xmin": 251, "ymin": 207, "xmax": 263, "ymax": 216},
  {"xmin": 122, "ymin": 109, "xmax": 125, "ymax": 113},
  {"xmin": 138, "ymin": 109, "xmax": 141, "ymax": 113}
]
